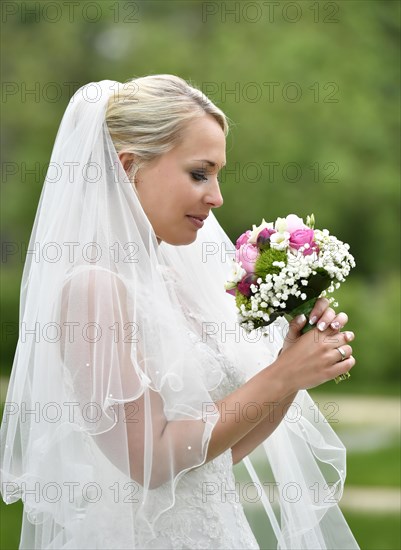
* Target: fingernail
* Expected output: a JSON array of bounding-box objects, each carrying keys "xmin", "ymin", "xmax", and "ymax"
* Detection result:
[
  {"xmin": 309, "ymin": 316, "xmax": 317, "ymax": 325},
  {"xmin": 345, "ymin": 331, "xmax": 354, "ymax": 341},
  {"xmin": 296, "ymin": 314, "xmax": 306, "ymax": 324},
  {"xmin": 331, "ymin": 321, "xmax": 340, "ymax": 330},
  {"xmin": 317, "ymin": 321, "xmax": 326, "ymax": 331}
]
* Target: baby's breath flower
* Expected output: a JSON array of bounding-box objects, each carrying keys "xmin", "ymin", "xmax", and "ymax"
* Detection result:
[{"xmin": 226, "ymin": 215, "xmax": 355, "ymax": 332}]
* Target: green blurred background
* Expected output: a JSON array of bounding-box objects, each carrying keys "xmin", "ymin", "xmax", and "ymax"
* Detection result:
[{"xmin": 1, "ymin": 1, "xmax": 400, "ymax": 549}]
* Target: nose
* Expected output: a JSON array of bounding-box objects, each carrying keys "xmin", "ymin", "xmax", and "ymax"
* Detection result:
[{"xmin": 205, "ymin": 178, "xmax": 224, "ymax": 209}]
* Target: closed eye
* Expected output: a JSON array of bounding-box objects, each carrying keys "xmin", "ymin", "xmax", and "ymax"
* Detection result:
[{"xmin": 190, "ymin": 171, "xmax": 208, "ymax": 182}]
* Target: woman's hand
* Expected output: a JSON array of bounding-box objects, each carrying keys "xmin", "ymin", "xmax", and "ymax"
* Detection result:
[
  {"xmin": 273, "ymin": 320, "xmax": 356, "ymax": 393},
  {"xmin": 280, "ymin": 297, "xmax": 349, "ymax": 354},
  {"xmin": 275, "ymin": 297, "xmax": 356, "ymax": 392}
]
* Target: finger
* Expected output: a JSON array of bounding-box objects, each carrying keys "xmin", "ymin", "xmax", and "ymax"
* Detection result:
[
  {"xmin": 332, "ymin": 344, "xmax": 353, "ymax": 364},
  {"xmin": 319, "ymin": 329, "xmax": 354, "ymax": 348},
  {"xmin": 328, "ymin": 355, "xmax": 356, "ymax": 381},
  {"xmin": 286, "ymin": 314, "xmax": 307, "ymax": 343},
  {"xmin": 330, "ymin": 312, "xmax": 349, "ymax": 331},
  {"xmin": 308, "ymin": 297, "xmax": 330, "ymax": 326},
  {"xmin": 315, "ymin": 307, "xmax": 336, "ymax": 332},
  {"xmin": 342, "ymin": 331, "xmax": 355, "ymax": 343}
]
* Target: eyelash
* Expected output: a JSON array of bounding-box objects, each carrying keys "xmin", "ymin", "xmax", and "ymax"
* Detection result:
[{"xmin": 190, "ymin": 171, "xmax": 208, "ymax": 182}]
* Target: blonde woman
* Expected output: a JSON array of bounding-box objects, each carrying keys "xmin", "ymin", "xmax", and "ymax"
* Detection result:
[{"xmin": 1, "ymin": 76, "xmax": 358, "ymax": 549}]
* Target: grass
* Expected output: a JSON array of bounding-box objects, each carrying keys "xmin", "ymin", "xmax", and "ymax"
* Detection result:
[
  {"xmin": 0, "ymin": 499, "xmax": 22, "ymax": 550},
  {"xmin": 337, "ymin": 511, "xmax": 400, "ymax": 550},
  {"xmin": 347, "ymin": 444, "xmax": 400, "ymax": 487},
  {"xmin": 244, "ymin": 506, "xmax": 401, "ymax": 550}
]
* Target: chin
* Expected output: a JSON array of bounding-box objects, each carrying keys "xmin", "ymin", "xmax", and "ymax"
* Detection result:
[{"xmin": 162, "ymin": 233, "xmax": 198, "ymax": 246}]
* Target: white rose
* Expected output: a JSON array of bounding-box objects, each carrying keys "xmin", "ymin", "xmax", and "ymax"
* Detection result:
[
  {"xmin": 224, "ymin": 261, "xmax": 247, "ymax": 291},
  {"xmin": 274, "ymin": 217, "xmax": 288, "ymax": 233},
  {"xmin": 248, "ymin": 219, "xmax": 274, "ymax": 244}
]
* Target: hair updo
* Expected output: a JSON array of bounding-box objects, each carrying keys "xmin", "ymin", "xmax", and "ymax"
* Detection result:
[{"xmin": 105, "ymin": 74, "xmax": 229, "ymax": 181}]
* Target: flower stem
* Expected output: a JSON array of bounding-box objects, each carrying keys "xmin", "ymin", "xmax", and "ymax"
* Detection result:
[{"xmin": 288, "ymin": 297, "xmax": 317, "ymax": 335}]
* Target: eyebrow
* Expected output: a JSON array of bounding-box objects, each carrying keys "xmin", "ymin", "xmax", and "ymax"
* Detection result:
[{"xmin": 192, "ymin": 159, "xmax": 226, "ymax": 168}]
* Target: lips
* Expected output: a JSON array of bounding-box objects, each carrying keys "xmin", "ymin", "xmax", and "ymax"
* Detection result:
[
  {"xmin": 187, "ymin": 214, "xmax": 208, "ymax": 222},
  {"xmin": 186, "ymin": 214, "xmax": 208, "ymax": 229}
]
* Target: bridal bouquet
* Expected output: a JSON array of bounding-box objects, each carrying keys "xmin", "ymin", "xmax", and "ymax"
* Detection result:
[{"xmin": 225, "ymin": 213, "xmax": 355, "ymax": 340}]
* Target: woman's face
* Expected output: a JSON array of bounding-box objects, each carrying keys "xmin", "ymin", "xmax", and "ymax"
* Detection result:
[{"xmin": 124, "ymin": 114, "xmax": 226, "ymax": 246}]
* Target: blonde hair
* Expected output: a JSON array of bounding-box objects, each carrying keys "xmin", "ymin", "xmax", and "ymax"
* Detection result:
[{"xmin": 105, "ymin": 74, "xmax": 229, "ymax": 181}]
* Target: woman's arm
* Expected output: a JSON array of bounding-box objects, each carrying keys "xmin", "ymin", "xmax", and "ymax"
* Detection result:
[
  {"xmin": 229, "ymin": 299, "xmax": 352, "ymax": 465},
  {"xmin": 122, "ymin": 359, "xmax": 289, "ymax": 488},
  {"xmin": 230, "ymin": 391, "xmax": 297, "ymax": 465},
  {"xmin": 124, "ymin": 320, "xmax": 354, "ymax": 488},
  {"xmin": 63, "ymin": 271, "xmax": 354, "ymax": 489}
]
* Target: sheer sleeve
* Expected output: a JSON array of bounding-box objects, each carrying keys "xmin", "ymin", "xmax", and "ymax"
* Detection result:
[
  {"xmin": 60, "ymin": 266, "xmax": 147, "ymax": 435},
  {"xmin": 60, "ymin": 265, "xmax": 217, "ymax": 489}
]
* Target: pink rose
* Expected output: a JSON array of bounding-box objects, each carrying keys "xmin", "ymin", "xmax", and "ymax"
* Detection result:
[
  {"xmin": 235, "ymin": 244, "xmax": 258, "ymax": 273},
  {"xmin": 235, "ymin": 230, "xmax": 251, "ymax": 250},
  {"xmin": 289, "ymin": 229, "xmax": 318, "ymax": 256},
  {"xmin": 286, "ymin": 214, "xmax": 308, "ymax": 233}
]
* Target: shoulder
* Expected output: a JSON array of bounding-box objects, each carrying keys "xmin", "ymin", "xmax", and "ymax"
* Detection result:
[
  {"xmin": 64, "ymin": 265, "xmax": 128, "ymax": 290},
  {"xmin": 61, "ymin": 265, "xmax": 131, "ymax": 311}
]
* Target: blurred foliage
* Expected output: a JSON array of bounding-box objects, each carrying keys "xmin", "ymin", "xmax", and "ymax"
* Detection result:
[{"xmin": 1, "ymin": 0, "xmax": 400, "ymax": 391}]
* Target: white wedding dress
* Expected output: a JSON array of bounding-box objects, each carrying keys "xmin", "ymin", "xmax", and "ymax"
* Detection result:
[
  {"xmin": 146, "ymin": 452, "xmax": 259, "ymax": 550},
  {"xmin": 134, "ymin": 267, "xmax": 260, "ymax": 549},
  {"xmin": 142, "ymin": 329, "xmax": 260, "ymax": 550}
]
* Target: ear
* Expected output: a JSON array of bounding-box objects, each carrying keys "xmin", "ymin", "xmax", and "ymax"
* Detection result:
[{"xmin": 118, "ymin": 152, "xmax": 137, "ymax": 178}]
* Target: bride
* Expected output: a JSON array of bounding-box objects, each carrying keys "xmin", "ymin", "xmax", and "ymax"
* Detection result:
[{"xmin": 0, "ymin": 75, "xmax": 359, "ymax": 549}]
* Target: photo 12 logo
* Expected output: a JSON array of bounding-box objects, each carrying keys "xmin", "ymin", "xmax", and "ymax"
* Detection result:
[
  {"xmin": 201, "ymin": 479, "xmax": 341, "ymax": 505},
  {"xmin": 2, "ymin": 241, "xmax": 141, "ymax": 265},
  {"xmin": 217, "ymin": 161, "xmax": 340, "ymax": 185},
  {"xmin": 1, "ymin": 479, "xmax": 142, "ymax": 505},
  {"xmin": 201, "ymin": 81, "xmax": 340, "ymax": 105},
  {"xmin": 201, "ymin": 2, "xmax": 340, "ymax": 24},
  {"xmin": 1, "ymin": 2, "xmax": 140, "ymax": 24}
]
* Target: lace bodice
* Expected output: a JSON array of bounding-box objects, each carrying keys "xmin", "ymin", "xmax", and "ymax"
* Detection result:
[
  {"xmin": 147, "ymin": 448, "xmax": 258, "ymax": 550},
  {"xmin": 145, "ymin": 331, "xmax": 258, "ymax": 549}
]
